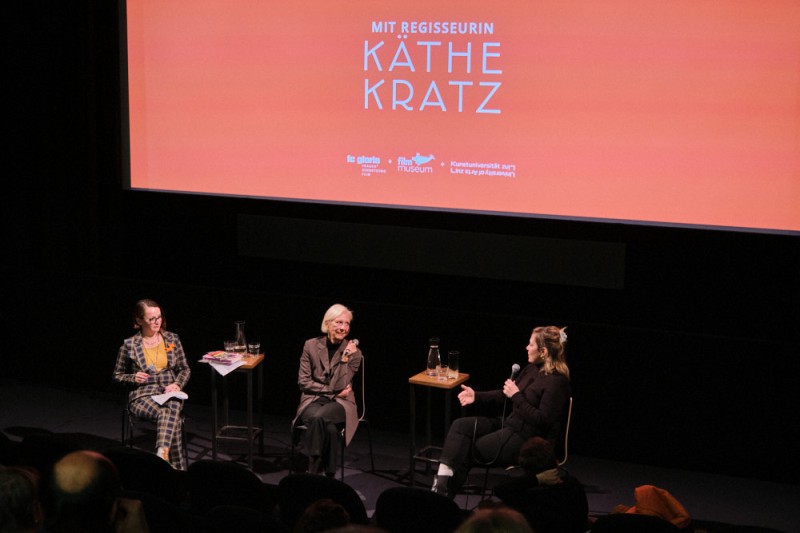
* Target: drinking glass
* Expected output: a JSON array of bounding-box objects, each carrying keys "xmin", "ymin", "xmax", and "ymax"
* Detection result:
[
  {"xmin": 447, "ymin": 350, "xmax": 459, "ymax": 379},
  {"xmin": 437, "ymin": 364, "xmax": 449, "ymax": 381},
  {"xmin": 223, "ymin": 340, "xmax": 236, "ymax": 353},
  {"xmin": 247, "ymin": 341, "xmax": 261, "ymax": 358}
]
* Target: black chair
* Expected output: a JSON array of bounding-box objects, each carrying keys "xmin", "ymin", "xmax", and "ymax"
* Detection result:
[
  {"xmin": 277, "ymin": 473, "xmax": 369, "ymax": 530},
  {"xmin": 121, "ymin": 489, "xmax": 208, "ymax": 533},
  {"xmin": 205, "ymin": 505, "xmax": 288, "ymax": 533},
  {"xmin": 375, "ymin": 486, "xmax": 465, "ymax": 533},
  {"xmin": 475, "ymin": 396, "xmax": 574, "ymax": 498},
  {"xmin": 20, "ymin": 433, "xmax": 81, "ymax": 475},
  {"xmin": 104, "ymin": 446, "xmax": 186, "ymax": 506},
  {"xmin": 186, "ymin": 459, "xmax": 275, "ymax": 516},
  {"xmin": 590, "ymin": 513, "xmax": 682, "ymax": 532},
  {"xmin": 289, "ymin": 359, "xmax": 374, "ymax": 480}
]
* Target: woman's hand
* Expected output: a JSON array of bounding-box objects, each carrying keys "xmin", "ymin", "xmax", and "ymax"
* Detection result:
[
  {"xmin": 458, "ymin": 385, "xmax": 475, "ymax": 406},
  {"xmin": 503, "ymin": 379, "xmax": 520, "ymax": 398},
  {"xmin": 164, "ymin": 383, "xmax": 181, "ymax": 393},
  {"xmin": 535, "ymin": 468, "xmax": 563, "ymax": 485},
  {"xmin": 337, "ymin": 384, "xmax": 352, "ymax": 398},
  {"xmin": 341, "ymin": 340, "xmax": 358, "ymax": 362},
  {"xmin": 134, "ymin": 372, "xmax": 150, "ymax": 384}
]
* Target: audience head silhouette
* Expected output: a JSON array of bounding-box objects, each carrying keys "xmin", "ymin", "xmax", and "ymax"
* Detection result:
[
  {"xmin": 42, "ymin": 450, "xmax": 122, "ymax": 533},
  {"xmin": 293, "ymin": 497, "xmax": 350, "ymax": 533},
  {"xmin": 518, "ymin": 436, "xmax": 557, "ymax": 475},
  {"xmin": 0, "ymin": 465, "xmax": 43, "ymax": 533},
  {"xmin": 454, "ymin": 505, "xmax": 534, "ymax": 533}
]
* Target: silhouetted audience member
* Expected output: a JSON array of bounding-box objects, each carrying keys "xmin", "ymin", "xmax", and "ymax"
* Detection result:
[
  {"xmin": 454, "ymin": 505, "xmax": 534, "ymax": 533},
  {"xmin": 0, "ymin": 465, "xmax": 43, "ymax": 533},
  {"xmin": 493, "ymin": 437, "xmax": 588, "ymax": 533},
  {"xmin": 40, "ymin": 450, "xmax": 150, "ymax": 533},
  {"xmin": 293, "ymin": 498, "xmax": 350, "ymax": 533}
]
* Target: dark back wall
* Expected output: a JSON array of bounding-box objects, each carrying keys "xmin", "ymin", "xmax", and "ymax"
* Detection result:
[{"xmin": 5, "ymin": 2, "xmax": 798, "ymax": 484}]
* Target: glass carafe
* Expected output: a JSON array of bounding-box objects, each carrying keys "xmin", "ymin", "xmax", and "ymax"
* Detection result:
[
  {"xmin": 234, "ymin": 321, "xmax": 247, "ymax": 355},
  {"xmin": 426, "ymin": 337, "xmax": 441, "ymax": 376}
]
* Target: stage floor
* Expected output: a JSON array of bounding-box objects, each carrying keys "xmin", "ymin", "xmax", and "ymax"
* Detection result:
[{"xmin": 1, "ymin": 379, "xmax": 796, "ymax": 531}]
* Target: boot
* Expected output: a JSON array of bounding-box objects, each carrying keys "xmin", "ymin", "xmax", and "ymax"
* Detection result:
[{"xmin": 431, "ymin": 474, "xmax": 451, "ymax": 497}]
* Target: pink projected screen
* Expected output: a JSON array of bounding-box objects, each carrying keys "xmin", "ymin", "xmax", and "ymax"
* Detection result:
[{"xmin": 123, "ymin": 1, "xmax": 800, "ymax": 233}]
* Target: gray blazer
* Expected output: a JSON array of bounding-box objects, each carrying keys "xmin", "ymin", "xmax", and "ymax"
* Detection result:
[{"xmin": 292, "ymin": 336, "xmax": 363, "ymax": 445}]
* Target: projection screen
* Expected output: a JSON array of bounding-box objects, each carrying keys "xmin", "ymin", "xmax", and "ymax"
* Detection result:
[{"xmin": 122, "ymin": 1, "xmax": 800, "ymax": 234}]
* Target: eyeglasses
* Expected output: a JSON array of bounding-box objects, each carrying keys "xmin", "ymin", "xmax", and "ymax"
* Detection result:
[{"xmin": 142, "ymin": 316, "xmax": 163, "ymax": 324}]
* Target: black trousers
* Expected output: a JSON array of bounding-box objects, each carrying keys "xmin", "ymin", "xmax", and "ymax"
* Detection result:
[
  {"xmin": 300, "ymin": 397, "xmax": 346, "ymax": 474},
  {"xmin": 439, "ymin": 416, "xmax": 526, "ymax": 492}
]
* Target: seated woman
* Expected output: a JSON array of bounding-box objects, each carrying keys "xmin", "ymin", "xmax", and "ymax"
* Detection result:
[
  {"xmin": 293, "ymin": 303, "xmax": 363, "ymax": 476},
  {"xmin": 432, "ymin": 325, "xmax": 570, "ymax": 498},
  {"xmin": 493, "ymin": 437, "xmax": 589, "ymax": 533},
  {"xmin": 112, "ymin": 299, "xmax": 191, "ymax": 470}
]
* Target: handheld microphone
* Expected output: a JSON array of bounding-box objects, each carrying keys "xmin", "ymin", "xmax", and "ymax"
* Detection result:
[
  {"xmin": 510, "ymin": 363, "xmax": 521, "ymax": 380},
  {"xmin": 344, "ymin": 339, "xmax": 359, "ymax": 356}
]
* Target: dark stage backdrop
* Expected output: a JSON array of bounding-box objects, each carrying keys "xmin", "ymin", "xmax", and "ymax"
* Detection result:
[{"xmin": 4, "ymin": 2, "xmax": 799, "ymax": 484}]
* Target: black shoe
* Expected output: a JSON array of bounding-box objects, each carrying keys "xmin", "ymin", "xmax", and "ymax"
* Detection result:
[{"xmin": 431, "ymin": 474, "xmax": 451, "ymax": 497}]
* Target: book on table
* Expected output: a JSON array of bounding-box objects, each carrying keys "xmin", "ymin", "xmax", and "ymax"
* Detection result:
[{"xmin": 202, "ymin": 351, "xmax": 243, "ymax": 365}]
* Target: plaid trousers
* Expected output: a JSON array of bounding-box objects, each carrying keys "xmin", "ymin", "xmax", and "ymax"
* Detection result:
[{"xmin": 129, "ymin": 396, "xmax": 186, "ymax": 470}]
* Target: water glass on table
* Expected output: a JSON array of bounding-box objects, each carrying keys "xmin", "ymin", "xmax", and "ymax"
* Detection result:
[
  {"xmin": 247, "ymin": 341, "xmax": 261, "ymax": 358},
  {"xmin": 223, "ymin": 340, "xmax": 236, "ymax": 353},
  {"xmin": 447, "ymin": 350, "xmax": 460, "ymax": 379},
  {"xmin": 437, "ymin": 364, "xmax": 449, "ymax": 381}
]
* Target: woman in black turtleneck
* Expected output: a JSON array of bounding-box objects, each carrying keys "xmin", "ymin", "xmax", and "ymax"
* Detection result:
[
  {"xmin": 432, "ymin": 325, "xmax": 570, "ymax": 498},
  {"xmin": 292, "ymin": 304, "xmax": 363, "ymax": 476}
]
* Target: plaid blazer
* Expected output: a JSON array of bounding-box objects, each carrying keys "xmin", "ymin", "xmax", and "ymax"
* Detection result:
[{"xmin": 113, "ymin": 330, "xmax": 191, "ymax": 403}]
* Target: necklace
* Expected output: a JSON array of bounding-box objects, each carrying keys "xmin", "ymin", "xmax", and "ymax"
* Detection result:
[{"xmin": 142, "ymin": 334, "xmax": 162, "ymax": 348}]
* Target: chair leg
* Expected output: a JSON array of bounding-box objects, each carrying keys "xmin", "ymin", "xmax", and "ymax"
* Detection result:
[
  {"xmin": 339, "ymin": 430, "xmax": 345, "ymax": 482},
  {"xmin": 365, "ymin": 420, "xmax": 375, "ymax": 473},
  {"xmin": 481, "ymin": 466, "xmax": 491, "ymax": 500},
  {"xmin": 180, "ymin": 416, "xmax": 188, "ymax": 467},
  {"xmin": 290, "ymin": 429, "xmax": 298, "ymax": 474},
  {"xmin": 290, "ymin": 425, "xmax": 307, "ymax": 474},
  {"xmin": 121, "ymin": 409, "xmax": 127, "ymax": 446}
]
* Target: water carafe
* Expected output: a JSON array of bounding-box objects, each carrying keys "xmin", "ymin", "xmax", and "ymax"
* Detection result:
[
  {"xmin": 425, "ymin": 337, "xmax": 441, "ymax": 376},
  {"xmin": 234, "ymin": 321, "xmax": 247, "ymax": 355}
]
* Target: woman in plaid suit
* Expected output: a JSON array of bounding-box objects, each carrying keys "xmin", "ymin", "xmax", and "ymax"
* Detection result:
[{"xmin": 113, "ymin": 299, "xmax": 191, "ymax": 469}]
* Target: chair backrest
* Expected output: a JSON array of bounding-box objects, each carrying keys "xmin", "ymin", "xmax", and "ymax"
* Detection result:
[
  {"xmin": 356, "ymin": 355, "xmax": 366, "ymax": 422},
  {"xmin": 187, "ymin": 459, "xmax": 272, "ymax": 515},
  {"xmin": 375, "ymin": 486, "xmax": 464, "ymax": 533},
  {"xmin": 104, "ymin": 446, "xmax": 184, "ymax": 505},
  {"xmin": 556, "ymin": 396, "xmax": 573, "ymax": 466},
  {"xmin": 277, "ymin": 473, "xmax": 369, "ymax": 528},
  {"xmin": 590, "ymin": 513, "xmax": 681, "ymax": 533}
]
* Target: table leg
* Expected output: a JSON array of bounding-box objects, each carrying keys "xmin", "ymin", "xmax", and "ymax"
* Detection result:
[
  {"xmin": 210, "ymin": 367, "xmax": 218, "ymax": 460},
  {"xmin": 257, "ymin": 360, "xmax": 264, "ymax": 455},
  {"xmin": 409, "ymin": 383, "xmax": 416, "ymax": 487},
  {"xmin": 425, "ymin": 388, "xmax": 432, "ymax": 450},
  {"xmin": 246, "ymin": 370, "xmax": 253, "ymax": 470},
  {"xmin": 444, "ymin": 390, "xmax": 452, "ymax": 436}
]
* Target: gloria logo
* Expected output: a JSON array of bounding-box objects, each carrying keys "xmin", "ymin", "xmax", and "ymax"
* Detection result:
[{"xmin": 397, "ymin": 152, "xmax": 436, "ymax": 174}]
